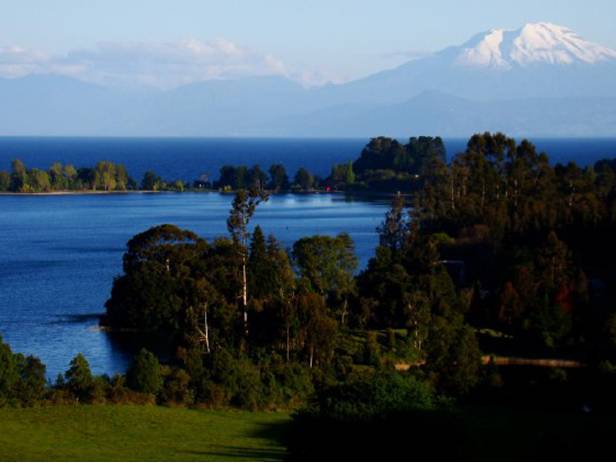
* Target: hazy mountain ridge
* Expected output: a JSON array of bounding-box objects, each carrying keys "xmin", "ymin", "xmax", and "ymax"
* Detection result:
[{"xmin": 1, "ymin": 22, "xmax": 615, "ymax": 136}]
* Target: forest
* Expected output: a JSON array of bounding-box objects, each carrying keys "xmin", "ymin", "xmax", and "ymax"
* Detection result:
[
  {"xmin": 0, "ymin": 159, "xmax": 322, "ymax": 193},
  {"xmin": 2, "ymin": 132, "xmax": 616, "ymax": 458}
]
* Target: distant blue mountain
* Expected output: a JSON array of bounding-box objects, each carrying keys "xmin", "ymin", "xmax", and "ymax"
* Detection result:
[{"xmin": 1, "ymin": 23, "xmax": 615, "ymax": 137}]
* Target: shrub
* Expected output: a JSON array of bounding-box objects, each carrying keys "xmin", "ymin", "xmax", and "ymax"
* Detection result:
[
  {"xmin": 64, "ymin": 353, "xmax": 94, "ymax": 402},
  {"xmin": 308, "ymin": 371, "xmax": 435, "ymax": 422},
  {"xmin": 126, "ymin": 349, "xmax": 163, "ymax": 395},
  {"xmin": 160, "ymin": 367, "xmax": 193, "ymax": 405},
  {"xmin": 14, "ymin": 354, "xmax": 47, "ymax": 406}
]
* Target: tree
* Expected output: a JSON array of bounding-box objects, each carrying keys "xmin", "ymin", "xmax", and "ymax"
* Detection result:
[
  {"xmin": 426, "ymin": 316, "xmax": 481, "ymax": 396},
  {"xmin": 49, "ymin": 162, "xmax": 66, "ymax": 191},
  {"xmin": 115, "ymin": 164, "xmax": 129, "ymax": 190},
  {"xmin": 0, "ymin": 337, "xmax": 18, "ymax": 404},
  {"xmin": 219, "ymin": 166, "xmax": 248, "ymax": 190},
  {"xmin": 126, "ymin": 349, "xmax": 163, "ymax": 394},
  {"xmin": 227, "ymin": 189, "xmax": 268, "ymax": 335},
  {"xmin": 329, "ymin": 162, "xmax": 355, "ymax": 189},
  {"xmin": 63, "ymin": 164, "xmax": 78, "ymax": 188},
  {"xmin": 248, "ymin": 225, "xmax": 268, "ymax": 300},
  {"xmin": 297, "ymin": 288, "xmax": 338, "ymax": 367},
  {"xmin": 0, "ymin": 171, "xmax": 10, "ymax": 191},
  {"xmin": 268, "ymin": 164, "xmax": 289, "ymax": 191},
  {"xmin": 29, "ymin": 169, "xmax": 51, "ymax": 192},
  {"xmin": 536, "ymin": 231, "xmax": 572, "ymax": 294},
  {"xmin": 65, "ymin": 353, "xmax": 94, "ymax": 401},
  {"xmin": 293, "ymin": 233, "xmax": 357, "ymax": 324},
  {"xmin": 105, "ymin": 225, "xmax": 204, "ymax": 340},
  {"xmin": 294, "ymin": 168, "xmax": 314, "ymax": 191},
  {"xmin": 404, "ymin": 291, "xmax": 431, "ymax": 354},
  {"xmin": 141, "ymin": 170, "xmax": 162, "ymax": 191},
  {"xmin": 14, "ymin": 354, "xmax": 47, "ymax": 406},
  {"xmin": 10, "ymin": 159, "xmax": 27, "ymax": 192},
  {"xmin": 247, "ymin": 165, "xmax": 268, "ymax": 191},
  {"xmin": 94, "ymin": 161, "xmax": 117, "ymax": 191},
  {"xmin": 377, "ymin": 192, "xmax": 408, "ymax": 251}
]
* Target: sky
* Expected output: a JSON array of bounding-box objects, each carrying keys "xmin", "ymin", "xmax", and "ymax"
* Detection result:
[{"xmin": 1, "ymin": 0, "xmax": 615, "ymax": 87}]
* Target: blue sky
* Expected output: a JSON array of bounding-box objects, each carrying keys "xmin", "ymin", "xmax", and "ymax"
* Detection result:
[{"xmin": 1, "ymin": 0, "xmax": 615, "ymax": 85}]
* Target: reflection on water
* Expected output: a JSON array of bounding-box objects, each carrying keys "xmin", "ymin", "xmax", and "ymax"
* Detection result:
[{"xmin": 0, "ymin": 192, "xmax": 389, "ymax": 377}]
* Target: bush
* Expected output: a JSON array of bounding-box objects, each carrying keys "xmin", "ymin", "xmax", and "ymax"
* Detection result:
[
  {"xmin": 308, "ymin": 371, "xmax": 436, "ymax": 422},
  {"xmin": 64, "ymin": 353, "xmax": 94, "ymax": 402},
  {"xmin": 160, "ymin": 367, "xmax": 193, "ymax": 406},
  {"xmin": 108, "ymin": 374, "xmax": 155, "ymax": 405},
  {"xmin": 0, "ymin": 338, "xmax": 48, "ymax": 407},
  {"xmin": 14, "ymin": 355, "xmax": 47, "ymax": 406},
  {"xmin": 90, "ymin": 376, "xmax": 111, "ymax": 404},
  {"xmin": 126, "ymin": 349, "xmax": 163, "ymax": 395}
]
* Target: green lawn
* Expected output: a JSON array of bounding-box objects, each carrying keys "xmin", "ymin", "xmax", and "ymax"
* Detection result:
[{"xmin": 0, "ymin": 405, "xmax": 291, "ymax": 461}]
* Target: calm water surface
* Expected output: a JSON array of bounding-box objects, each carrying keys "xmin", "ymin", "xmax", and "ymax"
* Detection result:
[
  {"xmin": 0, "ymin": 192, "xmax": 389, "ymax": 377},
  {"xmin": 1, "ymin": 137, "xmax": 615, "ymax": 182}
]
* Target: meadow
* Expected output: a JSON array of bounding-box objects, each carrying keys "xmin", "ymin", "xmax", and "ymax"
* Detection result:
[{"xmin": 0, "ymin": 405, "xmax": 290, "ymax": 461}]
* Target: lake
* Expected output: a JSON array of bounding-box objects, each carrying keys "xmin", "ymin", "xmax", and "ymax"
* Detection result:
[{"xmin": 0, "ymin": 192, "xmax": 390, "ymax": 378}]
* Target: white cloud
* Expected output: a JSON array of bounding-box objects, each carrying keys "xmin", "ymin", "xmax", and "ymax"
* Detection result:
[
  {"xmin": 0, "ymin": 46, "xmax": 51, "ymax": 77},
  {"xmin": 0, "ymin": 39, "xmax": 294, "ymax": 88}
]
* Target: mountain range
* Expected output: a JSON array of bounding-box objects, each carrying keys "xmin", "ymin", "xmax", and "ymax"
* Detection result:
[{"xmin": 1, "ymin": 22, "xmax": 615, "ymax": 137}]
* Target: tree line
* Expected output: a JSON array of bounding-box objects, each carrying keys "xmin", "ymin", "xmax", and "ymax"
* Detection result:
[
  {"xmin": 0, "ymin": 160, "xmax": 194, "ymax": 193},
  {"xmin": 215, "ymin": 164, "xmax": 321, "ymax": 192}
]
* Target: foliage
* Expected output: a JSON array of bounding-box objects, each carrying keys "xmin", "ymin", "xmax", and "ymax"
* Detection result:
[
  {"xmin": 304, "ymin": 371, "xmax": 436, "ymax": 422},
  {"xmin": 0, "ymin": 336, "xmax": 47, "ymax": 407},
  {"xmin": 64, "ymin": 354, "xmax": 94, "ymax": 402},
  {"xmin": 126, "ymin": 349, "xmax": 163, "ymax": 395}
]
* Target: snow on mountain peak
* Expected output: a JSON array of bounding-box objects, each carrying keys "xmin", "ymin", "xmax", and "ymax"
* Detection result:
[{"xmin": 453, "ymin": 22, "xmax": 616, "ymax": 69}]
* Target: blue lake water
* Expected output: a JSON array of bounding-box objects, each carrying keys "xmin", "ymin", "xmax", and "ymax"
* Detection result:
[
  {"xmin": 1, "ymin": 137, "xmax": 615, "ymax": 182},
  {"xmin": 1, "ymin": 136, "xmax": 616, "ymax": 379},
  {"xmin": 0, "ymin": 192, "xmax": 389, "ymax": 378}
]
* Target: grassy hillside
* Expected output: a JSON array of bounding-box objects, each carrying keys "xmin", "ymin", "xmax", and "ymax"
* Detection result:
[{"xmin": 0, "ymin": 405, "xmax": 290, "ymax": 461}]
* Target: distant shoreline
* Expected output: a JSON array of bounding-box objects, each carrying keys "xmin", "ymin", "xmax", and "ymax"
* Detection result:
[
  {"xmin": 0, "ymin": 189, "xmax": 398, "ymax": 199},
  {"xmin": 0, "ymin": 190, "xmax": 162, "ymax": 196}
]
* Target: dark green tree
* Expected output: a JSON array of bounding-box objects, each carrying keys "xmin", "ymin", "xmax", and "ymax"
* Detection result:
[
  {"xmin": 65, "ymin": 353, "xmax": 94, "ymax": 401},
  {"xmin": 127, "ymin": 349, "xmax": 163, "ymax": 394},
  {"xmin": 294, "ymin": 168, "xmax": 314, "ymax": 191},
  {"xmin": 293, "ymin": 233, "xmax": 357, "ymax": 324},
  {"xmin": 377, "ymin": 192, "xmax": 408, "ymax": 251},
  {"xmin": 141, "ymin": 170, "xmax": 162, "ymax": 191},
  {"xmin": 0, "ymin": 171, "xmax": 10, "ymax": 191},
  {"xmin": 247, "ymin": 165, "xmax": 268, "ymax": 191},
  {"xmin": 268, "ymin": 164, "xmax": 289, "ymax": 191}
]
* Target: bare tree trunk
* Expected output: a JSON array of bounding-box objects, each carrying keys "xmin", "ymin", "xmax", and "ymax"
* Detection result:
[
  {"xmin": 309, "ymin": 346, "xmax": 314, "ymax": 368},
  {"xmin": 242, "ymin": 253, "xmax": 248, "ymax": 336},
  {"xmin": 204, "ymin": 309, "xmax": 210, "ymax": 354}
]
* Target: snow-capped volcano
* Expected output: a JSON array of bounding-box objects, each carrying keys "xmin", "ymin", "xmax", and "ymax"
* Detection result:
[{"xmin": 453, "ymin": 22, "xmax": 616, "ymax": 69}]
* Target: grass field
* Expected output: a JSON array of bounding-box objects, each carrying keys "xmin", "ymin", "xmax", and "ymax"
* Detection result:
[{"xmin": 0, "ymin": 405, "xmax": 291, "ymax": 461}]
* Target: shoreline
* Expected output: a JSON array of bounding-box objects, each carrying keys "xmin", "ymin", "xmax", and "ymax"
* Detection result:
[
  {"xmin": 0, "ymin": 189, "xmax": 399, "ymax": 198},
  {"xmin": 0, "ymin": 190, "xmax": 162, "ymax": 196}
]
